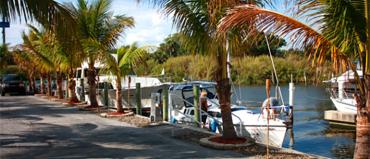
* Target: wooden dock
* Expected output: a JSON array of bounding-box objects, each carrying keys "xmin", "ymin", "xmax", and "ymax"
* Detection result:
[{"xmin": 324, "ymin": 110, "xmax": 356, "ymax": 127}]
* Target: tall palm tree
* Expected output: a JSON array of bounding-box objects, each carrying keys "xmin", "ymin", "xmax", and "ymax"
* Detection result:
[
  {"xmin": 103, "ymin": 43, "xmax": 148, "ymax": 113},
  {"xmin": 146, "ymin": 0, "xmax": 270, "ymax": 139},
  {"xmin": 218, "ymin": 0, "xmax": 369, "ymax": 158},
  {"xmin": 21, "ymin": 27, "xmax": 56, "ymax": 97},
  {"xmin": 0, "ymin": 0, "xmax": 77, "ymax": 47},
  {"xmin": 12, "ymin": 49, "xmax": 38, "ymax": 93},
  {"xmin": 67, "ymin": 0, "xmax": 134, "ymax": 107}
]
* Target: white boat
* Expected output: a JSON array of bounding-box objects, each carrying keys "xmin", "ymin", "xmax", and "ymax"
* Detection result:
[
  {"xmin": 324, "ymin": 69, "xmax": 363, "ymax": 114},
  {"xmin": 74, "ymin": 55, "xmax": 169, "ymax": 108},
  {"xmin": 168, "ymin": 81, "xmax": 291, "ymax": 147}
]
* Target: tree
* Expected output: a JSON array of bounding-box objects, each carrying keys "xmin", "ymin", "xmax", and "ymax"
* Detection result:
[
  {"xmin": 146, "ymin": 0, "xmax": 270, "ymax": 139},
  {"xmin": 152, "ymin": 33, "xmax": 187, "ymax": 63},
  {"xmin": 218, "ymin": 1, "xmax": 369, "ymax": 158},
  {"xmin": 244, "ymin": 32, "xmax": 286, "ymax": 56},
  {"xmin": 67, "ymin": 0, "xmax": 134, "ymax": 107},
  {"xmin": 0, "ymin": 44, "xmax": 10, "ymax": 70},
  {"xmin": 103, "ymin": 43, "xmax": 148, "ymax": 113}
]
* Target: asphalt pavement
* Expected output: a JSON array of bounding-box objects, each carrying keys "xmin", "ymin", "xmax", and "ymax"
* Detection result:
[{"xmin": 0, "ymin": 96, "xmax": 245, "ymax": 159}]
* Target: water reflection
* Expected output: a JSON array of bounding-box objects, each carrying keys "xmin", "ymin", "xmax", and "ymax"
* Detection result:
[{"xmin": 234, "ymin": 85, "xmax": 355, "ymax": 158}]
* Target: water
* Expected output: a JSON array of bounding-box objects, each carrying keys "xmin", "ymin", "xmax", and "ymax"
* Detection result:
[{"xmin": 232, "ymin": 85, "xmax": 355, "ymax": 158}]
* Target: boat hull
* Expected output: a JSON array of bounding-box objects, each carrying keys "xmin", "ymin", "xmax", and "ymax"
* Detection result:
[
  {"xmin": 330, "ymin": 97, "xmax": 356, "ymax": 114},
  {"xmin": 232, "ymin": 111, "xmax": 287, "ymax": 147}
]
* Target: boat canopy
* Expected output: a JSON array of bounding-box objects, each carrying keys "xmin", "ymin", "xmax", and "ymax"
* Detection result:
[{"xmin": 323, "ymin": 70, "xmax": 363, "ymax": 83}]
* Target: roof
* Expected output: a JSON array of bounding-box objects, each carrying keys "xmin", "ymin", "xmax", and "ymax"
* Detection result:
[{"xmin": 323, "ymin": 70, "xmax": 363, "ymax": 83}]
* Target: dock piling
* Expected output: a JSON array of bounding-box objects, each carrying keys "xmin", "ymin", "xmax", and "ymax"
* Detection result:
[
  {"xmin": 193, "ymin": 85, "xmax": 200, "ymax": 127},
  {"xmin": 288, "ymin": 75, "xmax": 295, "ymax": 147},
  {"xmin": 103, "ymin": 82, "xmax": 108, "ymax": 107},
  {"xmin": 162, "ymin": 88, "xmax": 168, "ymax": 121},
  {"xmin": 135, "ymin": 83, "xmax": 142, "ymax": 115}
]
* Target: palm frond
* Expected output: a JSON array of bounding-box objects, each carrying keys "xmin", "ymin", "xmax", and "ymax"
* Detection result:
[
  {"xmin": 218, "ymin": 4, "xmax": 348, "ymax": 72},
  {"xmin": 101, "ymin": 15, "xmax": 135, "ymax": 49}
]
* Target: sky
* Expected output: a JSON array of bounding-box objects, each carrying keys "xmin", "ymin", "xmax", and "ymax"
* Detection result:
[
  {"xmin": 4, "ymin": 0, "xmax": 175, "ymax": 47},
  {"xmin": 3, "ymin": 0, "xmax": 297, "ymax": 48}
]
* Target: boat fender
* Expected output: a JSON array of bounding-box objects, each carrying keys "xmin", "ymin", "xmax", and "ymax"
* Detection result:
[
  {"xmin": 171, "ymin": 117, "xmax": 177, "ymax": 124},
  {"xmin": 209, "ymin": 118, "xmax": 218, "ymax": 132}
]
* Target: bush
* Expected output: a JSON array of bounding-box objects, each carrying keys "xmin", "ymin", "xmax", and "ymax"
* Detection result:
[{"xmin": 143, "ymin": 54, "xmax": 332, "ymax": 85}]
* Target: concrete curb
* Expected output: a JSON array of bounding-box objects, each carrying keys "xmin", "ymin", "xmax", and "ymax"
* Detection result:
[{"xmin": 99, "ymin": 112, "xmax": 135, "ymax": 118}]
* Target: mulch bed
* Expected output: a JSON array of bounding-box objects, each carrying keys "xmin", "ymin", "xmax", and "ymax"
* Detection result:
[
  {"xmin": 118, "ymin": 115, "xmax": 151, "ymax": 127},
  {"xmin": 209, "ymin": 136, "xmax": 247, "ymax": 144},
  {"xmin": 107, "ymin": 112, "xmax": 126, "ymax": 116}
]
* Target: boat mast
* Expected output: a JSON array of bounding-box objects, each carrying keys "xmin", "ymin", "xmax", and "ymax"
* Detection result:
[{"xmin": 264, "ymin": 34, "xmax": 285, "ymax": 105}]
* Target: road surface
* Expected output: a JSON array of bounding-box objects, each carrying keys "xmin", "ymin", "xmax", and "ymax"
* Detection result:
[{"xmin": 0, "ymin": 96, "xmax": 245, "ymax": 158}]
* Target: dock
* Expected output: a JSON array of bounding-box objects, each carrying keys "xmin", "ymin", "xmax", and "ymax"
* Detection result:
[{"xmin": 324, "ymin": 110, "xmax": 356, "ymax": 126}]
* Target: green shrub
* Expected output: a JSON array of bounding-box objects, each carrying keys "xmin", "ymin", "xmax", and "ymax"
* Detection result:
[{"xmin": 143, "ymin": 54, "xmax": 332, "ymax": 85}]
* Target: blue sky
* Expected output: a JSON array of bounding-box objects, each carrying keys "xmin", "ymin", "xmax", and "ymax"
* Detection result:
[{"xmin": 4, "ymin": 0, "xmax": 297, "ymax": 48}]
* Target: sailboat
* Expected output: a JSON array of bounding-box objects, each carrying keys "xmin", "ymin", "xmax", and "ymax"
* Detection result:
[{"xmin": 168, "ymin": 35, "xmax": 294, "ymax": 147}]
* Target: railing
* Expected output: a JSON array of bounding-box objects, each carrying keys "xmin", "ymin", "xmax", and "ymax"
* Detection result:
[
  {"xmin": 169, "ymin": 93, "xmax": 244, "ymax": 136},
  {"xmin": 327, "ymin": 87, "xmax": 356, "ymax": 99},
  {"xmin": 169, "ymin": 93, "xmax": 223, "ymax": 127},
  {"xmin": 206, "ymin": 98, "xmax": 244, "ymax": 136}
]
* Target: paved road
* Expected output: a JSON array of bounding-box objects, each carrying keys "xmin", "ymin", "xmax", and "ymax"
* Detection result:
[{"xmin": 0, "ymin": 96, "xmax": 244, "ymax": 159}]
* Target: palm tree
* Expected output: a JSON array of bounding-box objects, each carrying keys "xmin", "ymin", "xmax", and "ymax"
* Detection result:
[
  {"xmin": 103, "ymin": 43, "xmax": 148, "ymax": 113},
  {"xmin": 1, "ymin": 0, "xmax": 76, "ymax": 46},
  {"xmin": 21, "ymin": 27, "xmax": 58, "ymax": 97},
  {"xmin": 67, "ymin": 0, "xmax": 134, "ymax": 107},
  {"xmin": 146, "ymin": 0, "xmax": 271, "ymax": 139},
  {"xmin": 12, "ymin": 49, "xmax": 38, "ymax": 93},
  {"xmin": 218, "ymin": 1, "xmax": 369, "ymax": 158}
]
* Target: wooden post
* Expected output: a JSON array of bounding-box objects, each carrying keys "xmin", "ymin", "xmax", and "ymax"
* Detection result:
[
  {"xmin": 289, "ymin": 75, "xmax": 295, "ymax": 148},
  {"xmin": 162, "ymin": 88, "xmax": 168, "ymax": 121},
  {"xmin": 193, "ymin": 85, "xmax": 200, "ymax": 127},
  {"xmin": 80, "ymin": 78, "xmax": 85, "ymax": 101},
  {"xmin": 265, "ymin": 79, "xmax": 271, "ymax": 159},
  {"xmin": 103, "ymin": 82, "xmax": 108, "ymax": 107},
  {"xmin": 65, "ymin": 79, "xmax": 68, "ymax": 98},
  {"xmin": 135, "ymin": 83, "xmax": 142, "ymax": 115}
]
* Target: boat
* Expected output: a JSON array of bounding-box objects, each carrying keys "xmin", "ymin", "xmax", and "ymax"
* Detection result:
[
  {"xmin": 324, "ymin": 69, "xmax": 363, "ymax": 114},
  {"xmin": 168, "ymin": 81, "xmax": 292, "ymax": 147},
  {"xmin": 74, "ymin": 56, "xmax": 169, "ymax": 110}
]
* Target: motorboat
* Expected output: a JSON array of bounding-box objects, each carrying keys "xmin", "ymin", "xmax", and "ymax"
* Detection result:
[
  {"xmin": 168, "ymin": 81, "xmax": 292, "ymax": 147},
  {"xmin": 324, "ymin": 69, "xmax": 363, "ymax": 114}
]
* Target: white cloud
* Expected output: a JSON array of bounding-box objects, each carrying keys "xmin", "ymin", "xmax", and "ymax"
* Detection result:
[{"xmin": 4, "ymin": 0, "xmax": 175, "ymax": 47}]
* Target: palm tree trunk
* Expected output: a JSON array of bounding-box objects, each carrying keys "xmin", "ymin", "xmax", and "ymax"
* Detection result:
[
  {"xmin": 354, "ymin": 1, "xmax": 370, "ymax": 158},
  {"xmin": 32, "ymin": 77, "xmax": 37, "ymax": 94},
  {"xmin": 27, "ymin": 75, "xmax": 33, "ymax": 94},
  {"xmin": 216, "ymin": 51, "xmax": 237, "ymax": 139},
  {"xmin": 365, "ymin": 0, "xmax": 370, "ymax": 73},
  {"xmin": 68, "ymin": 71, "xmax": 78, "ymax": 102},
  {"xmin": 88, "ymin": 62, "xmax": 98, "ymax": 107},
  {"xmin": 116, "ymin": 75, "xmax": 123, "ymax": 113},
  {"xmin": 40, "ymin": 75, "xmax": 45, "ymax": 94},
  {"xmin": 46, "ymin": 74, "xmax": 52, "ymax": 97},
  {"xmin": 56, "ymin": 72, "xmax": 63, "ymax": 99},
  {"xmin": 354, "ymin": 75, "xmax": 370, "ymax": 159}
]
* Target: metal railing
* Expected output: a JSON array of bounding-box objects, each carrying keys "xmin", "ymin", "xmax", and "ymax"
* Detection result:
[
  {"xmin": 169, "ymin": 93, "xmax": 244, "ymax": 136},
  {"xmin": 169, "ymin": 93, "xmax": 223, "ymax": 125},
  {"xmin": 206, "ymin": 98, "xmax": 244, "ymax": 136}
]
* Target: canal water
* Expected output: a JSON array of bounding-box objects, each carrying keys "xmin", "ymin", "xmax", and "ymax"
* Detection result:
[{"xmin": 232, "ymin": 85, "xmax": 355, "ymax": 159}]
